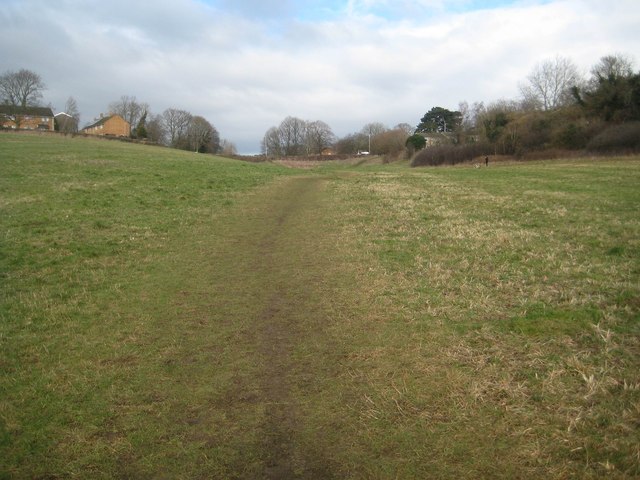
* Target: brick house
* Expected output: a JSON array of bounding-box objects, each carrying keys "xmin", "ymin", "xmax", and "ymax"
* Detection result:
[
  {"xmin": 0, "ymin": 105, "xmax": 55, "ymax": 130},
  {"xmin": 82, "ymin": 114, "xmax": 130, "ymax": 137},
  {"xmin": 321, "ymin": 147, "xmax": 336, "ymax": 156}
]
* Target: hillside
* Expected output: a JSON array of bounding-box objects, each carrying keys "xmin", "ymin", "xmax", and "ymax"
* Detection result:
[{"xmin": 1, "ymin": 133, "xmax": 639, "ymax": 478}]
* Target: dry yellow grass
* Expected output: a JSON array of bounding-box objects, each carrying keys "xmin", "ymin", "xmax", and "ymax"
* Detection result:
[{"xmin": 317, "ymin": 160, "xmax": 640, "ymax": 478}]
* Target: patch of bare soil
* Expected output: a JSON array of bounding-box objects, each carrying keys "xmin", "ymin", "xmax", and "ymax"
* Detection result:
[
  {"xmin": 257, "ymin": 294, "xmax": 298, "ymax": 478},
  {"xmin": 238, "ymin": 177, "xmax": 337, "ymax": 479}
]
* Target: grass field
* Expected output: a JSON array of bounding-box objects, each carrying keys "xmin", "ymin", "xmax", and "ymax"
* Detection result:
[{"xmin": 1, "ymin": 132, "xmax": 639, "ymax": 478}]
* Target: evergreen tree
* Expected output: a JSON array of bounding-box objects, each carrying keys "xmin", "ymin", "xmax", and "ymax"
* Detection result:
[
  {"xmin": 136, "ymin": 111, "xmax": 148, "ymax": 139},
  {"xmin": 416, "ymin": 107, "xmax": 462, "ymax": 133}
]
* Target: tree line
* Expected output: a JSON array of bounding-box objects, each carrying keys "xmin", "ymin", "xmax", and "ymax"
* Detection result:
[
  {"xmin": 0, "ymin": 69, "xmax": 235, "ymax": 155},
  {"xmin": 262, "ymin": 117, "xmax": 415, "ymax": 158},
  {"xmin": 261, "ymin": 116, "xmax": 336, "ymax": 156},
  {"xmin": 261, "ymin": 53, "xmax": 639, "ymax": 164},
  {"xmin": 106, "ymin": 96, "xmax": 227, "ymax": 154},
  {"xmin": 412, "ymin": 53, "xmax": 640, "ymax": 166}
]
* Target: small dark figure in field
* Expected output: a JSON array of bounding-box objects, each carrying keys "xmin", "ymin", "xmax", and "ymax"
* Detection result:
[{"xmin": 485, "ymin": 156, "xmax": 489, "ymax": 166}]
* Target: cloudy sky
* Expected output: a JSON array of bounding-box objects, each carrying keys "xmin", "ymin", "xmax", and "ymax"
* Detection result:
[{"xmin": 2, "ymin": 0, "xmax": 639, "ymax": 153}]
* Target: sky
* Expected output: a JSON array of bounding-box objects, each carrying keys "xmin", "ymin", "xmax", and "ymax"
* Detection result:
[{"xmin": 1, "ymin": 0, "xmax": 639, "ymax": 154}]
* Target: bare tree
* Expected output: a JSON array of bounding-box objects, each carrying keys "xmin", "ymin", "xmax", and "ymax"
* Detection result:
[
  {"xmin": 395, "ymin": 123, "xmax": 414, "ymax": 136},
  {"xmin": 590, "ymin": 54, "xmax": 634, "ymax": 82},
  {"xmin": 458, "ymin": 101, "xmax": 473, "ymax": 130},
  {"xmin": 0, "ymin": 69, "xmax": 46, "ymax": 107},
  {"xmin": 220, "ymin": 139, "xmax": 237, "ymax": 156},
  {"xmin": 261, "ymin": 126, "xmax": 282, "ymax": 157},
  {"xmin": 208, "ymin": 123, "xmax": 221, "ymax": 153},
  {"xmin": 458, "ymin": 100, "xmax": 489, "ymax": 141},
  {"xmin": 519, "ymin": 56, "xmax": 583, "ymax": 110},
  {"xmin": 472, "ymin": 101, "xmax": 486, "ymax": 123},
  {"xmin": 361, "ymin": 122, "xmax": 387, "ymax": 153},
  {"xmin": 335, "ymin": 132, "xmax": 367, "ymax": 155},
  {"xmin": 108, "ymin": 95, "xmax": 148, "ymax": 133},
  {"xmin": 145, "ymin": 113, "xmax": 166, "ymax": 144},
  {"xmin": 59, "ymin": 96, "xmax": 80, "ymax": 133},
  {"xmin": 305, "ymin": 120, "xmax": 335, "ymax": 154},
  {"xmin": 262, "ymin": 116, "xmax": 337, "ymax": 157},
  {"xmin": 188, "ymin": 116, "xmax": 219, "ymax": 153},
  {"xmin": 361, "ymin": 122, "xmax": 386, "ymax": 137},
  {"xmin": 64, "ymin": 97, "xmax": 80, "ymax": 120},
  {"xmin": 375, "ymin": 127, "xmax": 409, "ymax": 156},
  {"xmin": 279, "ymin": 116, "xmax": 307, "ymax": 155},
  {"xmin": 162, "ymin": 108, "xmax": 192, "ymax": 147}
]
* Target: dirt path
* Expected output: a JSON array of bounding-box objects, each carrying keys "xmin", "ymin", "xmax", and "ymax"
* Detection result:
[
  {"xmin": 251, "ymin": 177, "xmax": 331, "ymax": 478},
  {"xmin": 211, "ymin": 176, "xmax": 340, "ymax": 479}
]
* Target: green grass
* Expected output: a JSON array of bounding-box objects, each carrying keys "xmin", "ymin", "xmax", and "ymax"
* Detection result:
[
  {"xmin": 321, "ymin": 158, "xmax": 640, "ymax": 477},
  {"xmin": 1, "ymin": 133, "xmax": 639, "ymax": 478},
  {"xmin": 0, "ymin": 133, "xmax": 297, "ymax": 477}
]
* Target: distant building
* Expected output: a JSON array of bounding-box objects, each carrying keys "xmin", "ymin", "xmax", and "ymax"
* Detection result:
[
  {"xmin": 54, "ymin": 112, "xmax": 79, "ymax": 133},
  {"xmin": 0, "ymin": 105, "xmax": 55, "ymax": 131},
  {"xmin": 82, "ymin": 114, "xmax": 130, "ymax": 137},
  {"xmin": 321, "ymin": 147, "xmax": 336, "ymax": 156},
  {"xmin": 420, "ymin": 132, "xmax": 454, "ymax": 146}
]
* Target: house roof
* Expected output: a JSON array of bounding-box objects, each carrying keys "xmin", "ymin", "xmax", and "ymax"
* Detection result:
[
  {"xmin": 54, "ymin": 112, "xmax": 73, "ymax": 118},
  {"xmin": 0, "ymin": 105, "xmax": 54, "ymax": 117},
  {"xmin": 83, "ymin": 115, "xmax": 111, "ymax": 130},
  {"xmin": 83, "ymin": 114, "xmax": 128, "ymax": 130}
]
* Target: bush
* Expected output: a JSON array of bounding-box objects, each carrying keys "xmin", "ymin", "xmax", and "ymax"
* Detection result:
[
  {"xmin": 586, "ymin": 122, "xmax": 640, "ymax": 153},
  {"xmin": 410, "ymin": 142, "xmax": 493, "ymax": 167},
  {"xmin": 553, "ymin": 122, "xmax": 590, "ymax": 149},
  {"xmin": 518, "ymin": 149, "xmax": 583, "ymax": 161},
  {"xmin": 512, "ymin": 112, "xmax": 553, "ymax": 151},
  {"xmin": 406, "ymin": 134, "xmax": 427, "ymax": 152}
]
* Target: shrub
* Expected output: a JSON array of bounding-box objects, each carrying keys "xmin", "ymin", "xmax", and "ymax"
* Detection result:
[
  {"xmin": 406, "ymin": 134, "xmax": 427, "ymax": 152},
  {"xmin": 553, "ymin": 122, "xmax": 590, "ymax": 149},
  {"xmin": 410, "ymin": 142, "xmax": 493, "ymax": 167},
  {"xmin": 586, "ymin": 122, "xmax": 640, "ymax": 153},
  {"xmin": 518, "ymin": 149, "xmax": 583, "ymax": 161},
  {"xmin": 513, "ymin": 112, "xmax": 553, "ymax": 151}
]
